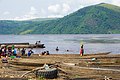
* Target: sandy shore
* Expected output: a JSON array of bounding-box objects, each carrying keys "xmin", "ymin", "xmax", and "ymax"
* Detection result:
[{"xmin": 0, "ymin": 53, "xmax": 120, "ymax": 80}]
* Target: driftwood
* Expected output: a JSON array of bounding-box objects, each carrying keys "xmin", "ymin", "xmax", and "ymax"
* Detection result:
[
  {"xmin": 62, "ymin": 62, "xmax": 76, "ymax": 66},
  {"xmin": 57, "ymin": 67, "xmax": 68, "ymax": 75}
]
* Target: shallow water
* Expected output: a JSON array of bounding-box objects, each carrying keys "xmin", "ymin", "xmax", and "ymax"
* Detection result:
[{"xmin": 0, "ymin": 34, "xmax": 120, "ymax": 54}]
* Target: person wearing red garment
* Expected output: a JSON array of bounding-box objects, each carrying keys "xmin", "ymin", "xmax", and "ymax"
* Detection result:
[{"xmin": 80, "ymin": 44, "xmax": 84, "ymax": 56}]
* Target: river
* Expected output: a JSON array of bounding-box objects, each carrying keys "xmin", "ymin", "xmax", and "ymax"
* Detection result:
[{"xmin": 0, "ymin": 34, "xmax": 120, "ymax": 54}]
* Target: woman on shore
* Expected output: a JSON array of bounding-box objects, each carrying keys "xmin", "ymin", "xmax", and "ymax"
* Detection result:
[{"xmin": 80, "ymin": 44, "xmax": 84, "ymax": 56}]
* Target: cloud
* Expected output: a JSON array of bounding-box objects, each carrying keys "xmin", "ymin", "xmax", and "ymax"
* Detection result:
[
  {"xmin": 81, "ymin": 0, "xmax": 105, "ymax": 5},
  {"xmin": 3, "ymin": 0, "xmax": 120, "ymax": 20},
  {"xmin": 13, "ymin": 15, "xmax": 38, "ymax": 21},
  {"xmin": 48, "ymin": 4, "xmax": 61, "ymax": 14},
  {"xmin": 29, "ymin": 6, "xmax": 37, "ymax": 15},
  {"xmin": 47, "ymin": 3, "xmax": 71, "ymax": 17},
  {"xmin": 65, "ymin": 0, "xmax": 104, "ymax": 5},
  {"xmin": 111, "ymin": 0, "xmax": 120, "ymax": 6},
  {"xmin": 64, "ymin": 0, "xmax": 106, "ymax": 9},
  {"xmin": 3, "ymin": 11, "xmax": 10, "ymax": 15},
  {"xmin": 62, "ymin": 0, "xmax": 118, "ymax": 14},
  {"xmin": 62, "ymin": 3, "xmax": 70, "ymax": 13},
  {"xmin": 47, "ymin": 15, "xmax": 63, "ymax": 18},
  {"xmin": 41, "ymin": 8, "xmax": 46, "ymax": 14},
  {"xmin": 48, "ymin": 3, "xmax": 71, "ymax": 14},
  {"xmin": 21, "ymin": 6, "xmax": 38, "ymax": 20},
  {"xmin": 13, "ymin": 6, "xmax": 39, "ymax": 20}
]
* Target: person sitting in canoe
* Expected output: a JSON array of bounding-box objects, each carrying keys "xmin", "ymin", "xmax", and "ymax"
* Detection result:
[{"xmin": 35, "ymin": 41, "xmax": 41, "ymax": 45}]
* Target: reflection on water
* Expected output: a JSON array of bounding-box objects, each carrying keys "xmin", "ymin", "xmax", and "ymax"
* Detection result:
[{"xmin": 0, "ymin": 34, "xmax": 120, "ymax": 54}]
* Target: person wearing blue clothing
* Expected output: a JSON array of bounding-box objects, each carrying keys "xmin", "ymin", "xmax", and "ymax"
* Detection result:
[
  {"xmin": 28, "ymin": 49, "xmax": 34, "ymax": 57},
  {"xmin": 13, "ymin": 48, "xmax": 17, "ymax": 56},
  {"xmin": 28, "ymin": 50, "xmax": 31, "ymax": 57}
]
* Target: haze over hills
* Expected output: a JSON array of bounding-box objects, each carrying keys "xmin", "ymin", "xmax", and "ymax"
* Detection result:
[{"xmin": 0, "ymin": 3, "xmax": 120, "ymax": 34}]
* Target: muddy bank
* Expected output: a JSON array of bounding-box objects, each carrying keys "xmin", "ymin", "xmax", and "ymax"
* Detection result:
[{"xmin": 0, "ymin": 53, "xmax": 120, "ymax": 80}]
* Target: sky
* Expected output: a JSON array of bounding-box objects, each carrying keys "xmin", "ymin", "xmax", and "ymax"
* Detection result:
[{"xmin": 0, "ymin": 0, "xmax": 120, "ymax": 20}]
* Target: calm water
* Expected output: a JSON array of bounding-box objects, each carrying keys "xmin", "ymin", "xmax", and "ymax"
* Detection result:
[{"xmin": 0, "ymin": 34, "xmax": 120, "ymax": 54}]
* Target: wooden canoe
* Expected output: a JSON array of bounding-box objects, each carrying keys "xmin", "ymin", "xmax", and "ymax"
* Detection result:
[{"xmin": 0, "ymin": 42, "xmax": 45, "ymax": 48}]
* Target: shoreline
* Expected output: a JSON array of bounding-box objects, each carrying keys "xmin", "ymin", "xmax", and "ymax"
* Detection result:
[{"xmin": 0, "ymin": 53, "xmax": 120, "ymax": 80}]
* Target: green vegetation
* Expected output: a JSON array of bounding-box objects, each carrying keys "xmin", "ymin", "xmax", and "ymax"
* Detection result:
[
  {"xmin": 20, "ymin": 29, "xmax": 33, "ymax": 35},
  {"xmin": 98, "ymin": 3, "xmax": 120, "ymax": 12},
  {"xmin": 0, "ymin": 3, "xmax": 120, "ymax": 34}
]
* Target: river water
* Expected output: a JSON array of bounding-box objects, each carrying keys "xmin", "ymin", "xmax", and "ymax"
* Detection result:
[{"xmin": 0, "ymin": 34, "xmax": 120, "ymax": 54}]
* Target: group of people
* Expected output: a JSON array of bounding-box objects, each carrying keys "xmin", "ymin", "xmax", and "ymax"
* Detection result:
[
  {"xmin": 0, "ymin": 43, "xmax": 84, "ymax": 58},
  {"xmin": 41, "ymin": 51, "xmax": 49, "ymax": 55},
  {"xmin": 0, "ymin": 45, "xmax": 34, "ymax": 58}
]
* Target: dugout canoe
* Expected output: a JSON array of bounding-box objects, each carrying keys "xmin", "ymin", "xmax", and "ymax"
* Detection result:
[{"xmin": 0, "ymin": 42, "xmax": 45, "ymax": 48}]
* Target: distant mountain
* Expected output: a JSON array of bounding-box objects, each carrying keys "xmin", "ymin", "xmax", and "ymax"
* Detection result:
[{"xmin": 0, "ymin": 3, "xmax": 120, "ymax": 34}]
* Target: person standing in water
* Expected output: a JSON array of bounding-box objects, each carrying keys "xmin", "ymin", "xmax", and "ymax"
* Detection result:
[
  {"xmin": 56, "ymin": 46, "xmax": 59, "ymax": 51},
  {"xmin": 80, "ymin": 44, "xmax": 84, "ymax": 56}
]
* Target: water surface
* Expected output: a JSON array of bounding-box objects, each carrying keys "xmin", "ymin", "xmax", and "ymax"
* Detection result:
[{"xmin": 0, "ymin": 34, "xmax": 120, "ymax": 54}]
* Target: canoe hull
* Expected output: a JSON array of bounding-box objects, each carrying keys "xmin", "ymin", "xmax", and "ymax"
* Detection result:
[{"xmin": 1, "ymin": 44, "xmax": 45, "ymax": 48}]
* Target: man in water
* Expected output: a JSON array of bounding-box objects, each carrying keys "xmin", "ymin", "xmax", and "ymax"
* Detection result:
[{"xmin": 56, "ymin": 46, "xmax": 59, "ymax": 51}]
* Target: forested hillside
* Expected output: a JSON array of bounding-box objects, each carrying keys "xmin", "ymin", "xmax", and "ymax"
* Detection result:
[{"xmin": 0, "ymin": 3, "xmax": 120, "ymax": 34}]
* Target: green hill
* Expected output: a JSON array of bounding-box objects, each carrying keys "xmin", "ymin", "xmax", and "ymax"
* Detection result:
[{"xmin": 0, "ymin": 3, "xmax": 120, "ymax": 34}]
